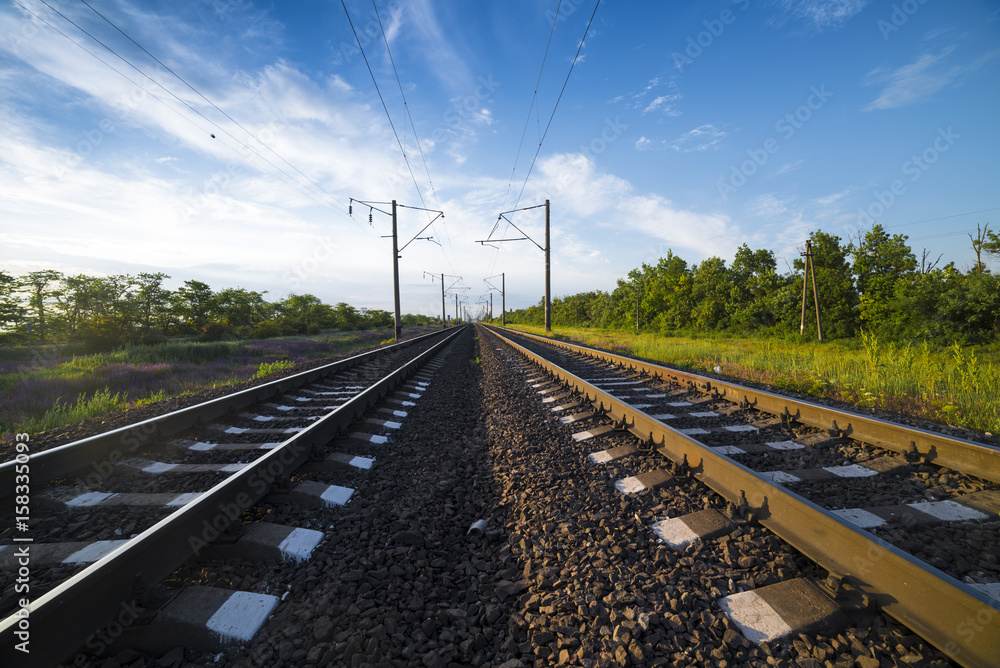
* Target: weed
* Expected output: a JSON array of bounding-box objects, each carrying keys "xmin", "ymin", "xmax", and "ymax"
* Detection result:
[
  {"xmin": 509, "ymin": 324, "xmax": 1000, "ymax": 435},
  {"xmin": 253, "ymin": 360, "xmax": 295, "ymax": 380}
]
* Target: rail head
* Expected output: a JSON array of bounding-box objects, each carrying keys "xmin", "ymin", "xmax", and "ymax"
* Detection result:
[
  {"xmin": 485, "ymin": 326, "xmax": 1000, "ymax": 484},
  {"xmin": 0, "ymin": 326, "xmax": 466, "ymax": 668},
  {"xmin": 0, "ymin": 327, "xmax": 455, "ymax": 492}
]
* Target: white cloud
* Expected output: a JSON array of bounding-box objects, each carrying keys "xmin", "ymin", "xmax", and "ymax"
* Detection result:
[
  {"xmin": 670, "ymin": 124, "xmax": 727, "ymax": 152},
  {"xmin": 643, "ymin": 95, "xmax": 681, "ymax": 115},
  {"xmin": 775, "ymin": 0, "xmax": 871, "ymax": 30},
  {"xmin": 863, "ymin": 47, "xmax": 998, "ymax": 110},
  {"xmin": 775, "ymin": 159, "xmax": 804, "ymax": 175}
]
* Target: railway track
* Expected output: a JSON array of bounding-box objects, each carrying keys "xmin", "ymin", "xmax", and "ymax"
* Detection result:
[
  {"xmin": 0, "ymin": 326, "xmax": 465, "ymax": 667},
  {"xmin": 482, "ymin": 325, "xmax": 1000, "ymax": 668}
]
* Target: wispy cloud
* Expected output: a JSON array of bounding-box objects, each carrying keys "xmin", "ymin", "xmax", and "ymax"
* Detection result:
[
  {"xmin": 863, "ymin": 46, "xmax": 999, "ymax": 110},
  {"xmin": 613, "ymin": 77, "xmax": 682, "ymax": 115},
  {"xmin": 643, "ymin": 94, "xmax": 681, "ymax": 115},
  {"xmin": 670, "ymin": 124, "xmax": 727, "ymax": 152},
  {"xmin": 773, "ymin": 0, "xmax": 871, "ymax": 30},
  {"xmin": 775, "ymin": 159, "xmax": 804, "ymax": 175}
]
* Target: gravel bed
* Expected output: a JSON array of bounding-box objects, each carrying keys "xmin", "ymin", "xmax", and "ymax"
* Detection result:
[
  {"xmin": 872, "ymin": 520, "xmax": 1000, "ymax": 583},
  {"xmin": 794, "ymin": 467, "xmax": 999, "ymax": 510},
  {"xmin": 484, "ymin": 327, "xmax": 954, "ymax": 667},
  {"xmin": 25, "ymin": 325, "xmax": 964, "ymax": 667}
]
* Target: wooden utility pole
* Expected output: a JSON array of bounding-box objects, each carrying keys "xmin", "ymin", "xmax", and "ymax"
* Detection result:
[{"xmin": 799, "ymin": 240, "xmax": 823, "ymax": 342}]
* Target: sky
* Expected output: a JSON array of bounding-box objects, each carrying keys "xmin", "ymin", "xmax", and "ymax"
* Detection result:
[{"xmin": 1, "ymin": 0, "xmax": 999, "ymax": 318}]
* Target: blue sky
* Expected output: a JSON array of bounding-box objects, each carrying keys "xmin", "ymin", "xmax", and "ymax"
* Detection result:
[{"xmin": 2, "ymin": 0, "xmax": 998, "ymax": 317}]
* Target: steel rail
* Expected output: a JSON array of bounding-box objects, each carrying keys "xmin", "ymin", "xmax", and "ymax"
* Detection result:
[
  {"xmin": 0, "ymin": 326, "xmax": 466, "ymax": 668},
  {"xmin": 484, "ymin": 325, "xmax": 1000, "ymax": 668},
  {"xmin": 491, "ymin": 327, "xmax": 1000, "ymax": 484},
  {"xmin": 0, "ymin": 328, "xmax": 452, "ymax": 495}
]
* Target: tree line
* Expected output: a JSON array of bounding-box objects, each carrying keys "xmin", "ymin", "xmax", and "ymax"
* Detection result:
[
  {"xmin": 503, "ymin": 224, "xmax": 1000, "ymax": 344},
  {"xmin": 0, "ymin": 270, "xmax": 438, "ymax": 350}
]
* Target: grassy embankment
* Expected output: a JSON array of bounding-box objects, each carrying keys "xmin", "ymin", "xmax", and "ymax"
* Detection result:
[
  {"xmin": 506, "ymin": 324, "xmax": 1000, "ymax": 437},
  {"xmin": 0, "ymin": 329, "xmax": 410, "ymax": 440}
]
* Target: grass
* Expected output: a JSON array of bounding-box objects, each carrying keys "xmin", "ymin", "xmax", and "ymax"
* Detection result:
[
  {"xmin": 0, "ymin": 329, "xmax": 403, "ymax": 441},
  {"xmin": 508, "ymin": 324, "xmax": 1000, "ymax": 437}
]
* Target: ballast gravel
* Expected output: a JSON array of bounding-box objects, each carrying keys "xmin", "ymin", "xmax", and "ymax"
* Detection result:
[{"xmin": 56, "ymin": 326, "xmax": 963, "ymax": 666}]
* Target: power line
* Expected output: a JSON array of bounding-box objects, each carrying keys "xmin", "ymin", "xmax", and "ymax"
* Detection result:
[
  {"xmin": 23, "ymin": 0, "xmax": 357, "ymax": 225},
  {"xmin": 489, "ymin": 0, "xmax": 600, "ymax": 278},
  {"xmin": 76, "ymin": 0, "xmax": 345, "ymax": 211},
  {"xmin": 371, "ymin": 0, "xmax": 460, "ymax": 275},
  {"xmin": 883, "ymin": 206, "xmax": 1000, "ymax": 230},
  {"xmin": 514, "ymin": 0, "xmax": 601, "ymax": 208},
  {"xmin": 372, "ymin": 1, "xmax": 438, "ymax": 207},
  {"xmin": 340, "ymin": 0, "xmax": 429, "ymax": 214},
  {"xmin": 501, "ymin": 0, "xmax": 563, "ymax": 213}
]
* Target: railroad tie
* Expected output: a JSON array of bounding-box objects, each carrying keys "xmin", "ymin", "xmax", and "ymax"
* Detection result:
[
  {"xmin": 571, "ymin": 424, "xmax": 616, "ymax": 442},
  {"xmin": 206, "ymin": 523, "xmax": 324, "ymax": 563},
  {"xmin": 831, "ymin": 495, "xmax": 993, "ymax": 529},
  {"xmin": 0, "ymin": 539, "xmax": 129, "ymax": 568},
  {"xmin": 757, "ymin": 456, "xmax": 908, "ymax": 485},
  {"xmin": 718, "ymin": 578, "xmax": 845, "ymax": 644},
  {"xmin": 587, "ymin": 443, "xmax": 639, "ymax": 464},
  {"xmin": 119, "ymin": 586, "xmax": 279, "ymax": 653},
  {"xmin": 615, "ymin": 469, "xmax": 674, "ymax": 495},
  {"xmin": 650, "ymin": 508, "xmax": 736, "ymax": 549}
]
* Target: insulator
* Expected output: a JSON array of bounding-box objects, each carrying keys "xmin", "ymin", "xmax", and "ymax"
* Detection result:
[
  {"xmin": 369, "ymin": 212, "xmax": 373, "ymax": 223},
  {"xmin": 348, "ymin": 204, "xmax": 352, "ymax": 215}
]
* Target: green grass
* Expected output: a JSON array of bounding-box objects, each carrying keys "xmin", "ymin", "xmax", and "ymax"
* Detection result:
[
  {"xmin": 253, "ymin": 359, "xmax": 296, "ymax": 379},
  {"xmin": 509, "ymin": 324, "xmax": 1000, "ymax": 436},
  {"xmin": 0, "ymin": 329, "xmax": 407, "ymax": 441}
]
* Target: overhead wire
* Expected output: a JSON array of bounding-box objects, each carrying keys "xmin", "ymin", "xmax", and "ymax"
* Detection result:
[
  {"xmin": 489, "ymin": 0, "xmax": 563, "ymax": 278},
  {"xmin": 21, "ymin": 0, "xmax": 372, "ymax": 235},
  {"xmin": 500, "ymin": 0, "xmax": 562, "ymax": 214},
  {"xmin": 76, "ymin": 0, "xmax": 347, "ymax": 213},
  {"xmin": 371, "ymin": 0, "xmax": 459, "ymax": 275},
  {"xmin": 340, "ymin": 0, "xmax": 428, "ymax": 213},
  {"xmin": 514, "ymin": 0, "xmax": 601, "ymax": 208},
  {"xmin": 489, "ymin": 0, "xmax": 601, "ymax": 278}
]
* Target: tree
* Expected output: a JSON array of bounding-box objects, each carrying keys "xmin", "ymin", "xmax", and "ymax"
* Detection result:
[
  {"xmin": 689, "ymin": 257, "xmax": 730, "ymax": 330},
  {"xmin": 0, "ymin": 270, "xmax": 25, "ymax": 332},
  {"xmin": 850, "ymin": 224, "xmax": 917, "ymax": 330},
  {"xmin": 275, "ymin": 293, "xmax": 337, "ymax": 332},
  {"xmin": 173, "ymin": 280, "xmax": 214, "ymax": 330},
  {"xmin": 19, "ymin": 270, "xmax": 64, "ymax": 342},
  {"xmin": 57, "ymin": 274, "xmax": 103, "ymax": 338},
  {"xmin": 970, "ymin": 223, "xmax": 999, "ymax": 273},
  {"xmin": 134, "ymin": 272, "xmax": 172, "ymax": 337},
  {"xmin": 729, "ymin": 245, "xmax": 788, "ymax": 330},
  {"xmin": 210, "ymin": 288, "xmax": 268, "ymax": 328}
]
